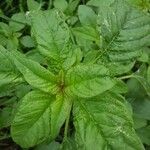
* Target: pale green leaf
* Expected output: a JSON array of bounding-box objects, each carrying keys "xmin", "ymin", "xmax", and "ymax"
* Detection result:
[
  {"xmin": 11, "ymin": 91, "xmax": 55, "ymax": 148},
  {"xmin": 73, "ymin": 92, "xmax": 144, "ymax": 150},
  {"xmin": 66, "ymin": 64, "xmax": 116, "ymax": 98}
]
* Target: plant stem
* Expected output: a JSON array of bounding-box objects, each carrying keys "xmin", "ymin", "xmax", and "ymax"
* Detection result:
[
  {"xmin": 48, "ymin": 0, "xmax": 53, "ymax": 9},
  {"xmin": 118, "ymin": 74, "xmax": 133, "ymax": 80}
]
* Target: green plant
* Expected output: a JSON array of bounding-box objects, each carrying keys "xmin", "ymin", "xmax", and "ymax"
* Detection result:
[{"xmin": 0, "ymin": 0, "xmax": 150, "ymax": 149}]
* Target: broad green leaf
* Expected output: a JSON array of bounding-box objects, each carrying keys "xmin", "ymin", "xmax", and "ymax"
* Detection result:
[
  {"xmin": 66, "ymin": 64, "xmax": 116, "ymax": 98},
  {"xmin": 50, "ymin": 94, "xmax": 72, "ymax": 139},
  {"xmin": 30, "ymin": 9, "xmax": 70, "ymax": 61},
  {"xmin": 11, "ymin": 91, "xmax": 55, "ymax": 148},
  {"xmin": 72, "ymin": 26, "xmax": 100, "ymax": 43},
  {"xmin": 78, "ymin": 5, "xmax": 97, "ymax": 27},
  {"xmin": 98, "ymin": 0, "xmax": 150, "ymax": 64},
  {"xmin": 11, "ymin": 50, "xmax": 57, "ymax": 94},
  {"xmin": 73, "ymin": 92, "xmax": 144, "ymax": 150}
]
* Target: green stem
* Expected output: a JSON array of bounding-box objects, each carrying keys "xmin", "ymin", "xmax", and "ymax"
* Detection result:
[
  {"xmin": 48, "ymin": 0, "xmax": 53, "ymax": 9},
  {"xmin": 118, "ymin": 74, "xmax": 133, "ymax": 80}
]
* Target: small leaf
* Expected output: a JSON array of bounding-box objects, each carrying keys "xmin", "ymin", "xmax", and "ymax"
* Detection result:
[{"xmin": 11, "ymin": 91, "xmax": 55, "ymax": 148}]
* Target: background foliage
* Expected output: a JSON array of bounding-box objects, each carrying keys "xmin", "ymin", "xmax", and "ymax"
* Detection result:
[{"xmin": 0, "ymin": 0, "xmax": 150, "ymax": 150}]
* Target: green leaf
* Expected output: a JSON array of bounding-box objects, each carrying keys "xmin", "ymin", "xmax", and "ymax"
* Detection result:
[
  {"xmin": 98, "ymin": 0, "xmax": 150, "ymax": 63},
  {"xmin": 133, "ymin": 116, "xmax": 147, "ymax": 129},
  {"xmin": 54, "ymin": 0, "xmax": 68, "ymax": 12},
  {"xmin": 66, "ymin": 64, "xmax": 116, "ymax": 98},
  {"xmin": 66, "ymin": 0, "xmax": 80, "ymax": 15},
  {"xmin": 30, "ymin": 9, "xmax": 70, "ymax": 61},
  {"xmin": 11, "ymin": 50, "xmax": 57, "ymax": 94},
  {"xmin": 34, "ymin": 141, "xmax": 60, "ymax": 150},
  {"xmin": 20, "ymin": 35, "xmax": 35, "ymax": 48},
  {"xmin": 131, "ymin": 98, "xmax": 150, "ymax": 120},
  {"xmin": 0, "ymin": 107, "xmax": 13, "ymax": 128},
  {"xmin": 110, "ymin": 79, "xmax": 128, "ymax": 94},
  {"xmin": 72, "ymin": 26, "xmax": 100, "ymax": 43},
  {"xmin": 27, "ymin": 0, "xmax": 41, "ymax": 11},
  {"xmin": 0, "ymin": 46, "xmax": 22, "ymax": 92},
  {"xmin": 137, "ymin": 126, "xmax": 150, "ymax": 145},
  {"xmin": 9, "ymin": 13, "xmax": 26, "ymax": 32},
  {"xmin": 61, "ymin": 137, "xmax": 77, "ymax": 150},
  {"xmin": 11, "ymin": 91, "xmax": 55, "ymax": 148},
  {"xmin": 73, "ymin": 92, "xmax": 144, "ymax": 150},
  {"xmin": 106, "ymin": 61, "xmax": 135, "ymax": 76},
  {"xmin": 126, "ymin": 0, "xmax": 150, "ymax": 11},
  {"xmin": 87, "ymin": 0, "xmax": 114, "ymax": 7},
  {"xmin": 78, "ymin": 5, "xmax": 97, "ymax": 27},
  {"xmin": 50, "ymin": 94, "xmax": 72, "ymax": 139},
  {"xmin": 131, "ymin": 75, "xmax": 150, "ymax": 97}
]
